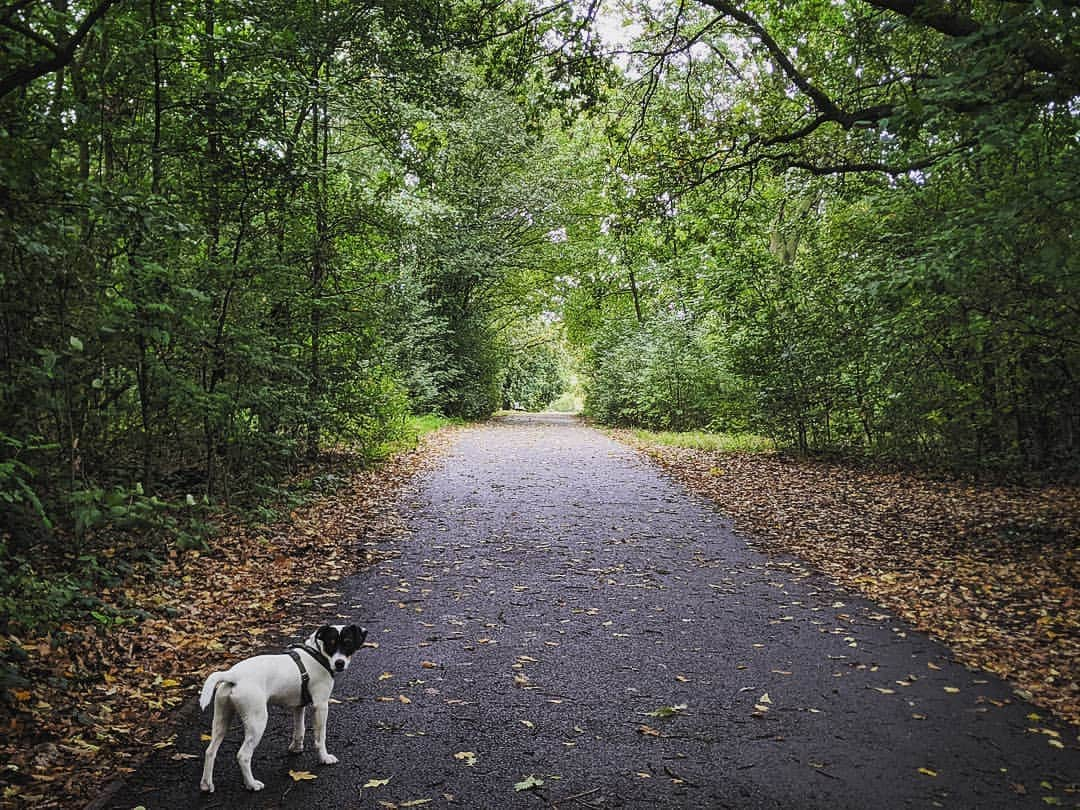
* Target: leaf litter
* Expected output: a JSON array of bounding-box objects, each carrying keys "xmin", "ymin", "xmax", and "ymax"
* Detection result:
[
  {"xmin": 0, "ymin": 428, "xmax": 459, "ymax": 809},
  {"xmin": 617, "ymin": 433, "xmax": 1080, "ymax": 725}
]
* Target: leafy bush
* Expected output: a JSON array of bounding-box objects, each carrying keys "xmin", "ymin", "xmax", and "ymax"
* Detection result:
[
  {"xmin": 502, "ymin": 342, "xmax": 567, "ymax": 411},
  {"xmin": 583, "ymin": 309, "xmax": 737, "ymax": 431}
]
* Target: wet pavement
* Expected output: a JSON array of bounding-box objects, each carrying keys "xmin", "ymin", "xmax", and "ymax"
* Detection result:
[{"xmin": 95, "ymin": 413, "xmax": 1079, "ymax": 809}]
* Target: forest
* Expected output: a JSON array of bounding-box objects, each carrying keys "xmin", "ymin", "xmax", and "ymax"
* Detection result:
[{"xmin": 1, "ymin": 0, "xmax": 1078, "ymax": 604}]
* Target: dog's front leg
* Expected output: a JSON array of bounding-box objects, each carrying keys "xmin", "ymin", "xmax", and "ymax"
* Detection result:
[
  {"xmin": 312, "ymin": 702, "xmax": 338, "ymax": 765},
  {"xmin": 289, "ymin": 706, "xmax": 306, "ymax": 753}
]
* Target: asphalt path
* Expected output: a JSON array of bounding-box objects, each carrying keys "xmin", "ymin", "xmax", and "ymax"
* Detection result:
[{"xmin": 96, "ymin": 413, "xmax": 1079, "ymax": 809}]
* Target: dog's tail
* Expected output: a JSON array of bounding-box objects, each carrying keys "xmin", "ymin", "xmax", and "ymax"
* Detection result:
[{"xmin": 199, "ymin": 670, "xmax": 233, "ymax": 710}]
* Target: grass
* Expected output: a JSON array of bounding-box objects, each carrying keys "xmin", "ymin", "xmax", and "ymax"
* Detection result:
[
  {"xmin": 629, "ymin": 428, "xmax": 775, "ymax": 453},
  {"xmin": 407, "ymin": 412, "xmax": 463, "ymax": 437}
]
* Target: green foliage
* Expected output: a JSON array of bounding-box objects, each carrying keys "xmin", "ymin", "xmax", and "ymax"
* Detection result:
[
  {"xmin": 0, "ymin": 0, "xmax": 582, "ymax": 555},
  {"xmin": 66, "ymin": 486, "xmax": 213, "ymax": 551},
  {"xmin": 581, "ymin": 308, "xmax": 743, "ymax": 432},
  {"xmin": 0, "ymin": 538, "xmax": 100, "ymax": 633},
  {"xmin": 561, "ymin": 1, "xmax": 1080, "ymax": 478},
  {"xmin": 0, "ymin": 433, "xmax": 53, "ymax": 534},
  {"xmin": 503, "ymin": 341, "xmax": 568, "ymax": 411}
]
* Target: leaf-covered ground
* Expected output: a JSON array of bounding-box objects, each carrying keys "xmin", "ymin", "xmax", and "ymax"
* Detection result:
[
  {"xmin": 614, "ymin": 432, "xmax": 1080, "ymax": 726},
  {"xmin": 0, "ymin": 429, "xmax": 458, "ymax": 810}
]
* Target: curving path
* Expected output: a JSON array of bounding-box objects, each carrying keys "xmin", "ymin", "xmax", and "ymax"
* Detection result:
[{"xmin": 97, "ymin": 413, "xmax": 1079, "ymax": 809}]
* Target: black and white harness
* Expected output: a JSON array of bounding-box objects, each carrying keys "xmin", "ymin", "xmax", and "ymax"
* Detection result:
[{"xmin": 286, "ymin": 644, "xmax": 335, "ymax": 706}]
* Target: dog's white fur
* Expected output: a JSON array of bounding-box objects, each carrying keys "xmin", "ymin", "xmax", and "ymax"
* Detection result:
[{"xmin": 198, "ymin": 624, "xmax": 365, "ymax": 793}]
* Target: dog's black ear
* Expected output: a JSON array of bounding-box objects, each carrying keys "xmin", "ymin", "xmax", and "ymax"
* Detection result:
[
  {"xmin": 315, "ymin": 624, "xmax": 338, "ymax": 650},
  {"xmin": 341, "ymin": 624, "xmax": 367, "ymax": 652}
]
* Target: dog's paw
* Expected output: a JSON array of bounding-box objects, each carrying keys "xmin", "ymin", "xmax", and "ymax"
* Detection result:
[
  {"xmin": 319, "ymin": 753, "xmax": 339, "ymax": 766},
  {"xmin": 245, "ymin": 779, "xmax": 265, "ymax": 792},
  {"xmin": 200, "ymin": 779, "xmax": 215, "ymax": 793},
  {"xmin": 288, "ymin": 742, "xmax": 304, "ymax": 754}
]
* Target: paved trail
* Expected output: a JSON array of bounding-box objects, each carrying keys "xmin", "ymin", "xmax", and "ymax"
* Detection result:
[{"xmin": 100, "ymin": 414, "xmax": 1079, "ymax": 809}]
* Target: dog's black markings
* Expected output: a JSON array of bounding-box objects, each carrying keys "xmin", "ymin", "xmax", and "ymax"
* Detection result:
[{"xmin": 286, "ymin": 625, "xmax": 365, "ymax": 705}]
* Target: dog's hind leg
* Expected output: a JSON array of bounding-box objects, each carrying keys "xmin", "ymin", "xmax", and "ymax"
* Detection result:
[
  {"xmin": 289, "ymin": 706, "xmax": 306, "ymax": 753},
  {"xmin": 200, "ymin": 688, "xmax": 234, "ymax": 793},
  {"xmin": 312, "ymin": 702, "xmax": 338, "ymax": 765},
  {"xmin": 236, "ymin": 704, "xmax": 268, "ymax": 791}
]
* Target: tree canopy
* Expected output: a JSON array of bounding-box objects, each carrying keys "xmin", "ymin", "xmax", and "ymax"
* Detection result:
[{"xmin": 1, "ymin": 0, "xmax": 1077, "ymax": 551}]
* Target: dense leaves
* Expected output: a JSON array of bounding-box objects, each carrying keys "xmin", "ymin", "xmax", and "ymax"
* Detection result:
[
  {"xmin": 0, "ymin": 0, "xmax": 580, "ymax": 539},
  {"xmin": 566, "ymin": 0, "xmax": 1080, "ymax": 476}
]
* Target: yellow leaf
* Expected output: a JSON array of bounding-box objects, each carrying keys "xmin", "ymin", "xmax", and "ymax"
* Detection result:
[
  {"xmin": 289, "ymin": 770, "xmax": 317, "ymax": 781},
  {"xmin": 401, "ymin": 800, "xmax": 431, "ymax": 807},
  {"xmin": 398, "ymin": 695, "xmax": 412, "ymax": 704},
  {"xmin": 918, "ymin": 768, "xmax": 937, "ymax": 777},
  {"xmin": 160, "ymin": 679, "xmax": 181, "ymax": 688},
  {"xmin": 943, "ymin": 687, "xmax": 960, "ymax": 694},
  {"xmin": 453, "ymin": 751, "xmax": 478, "ymax": 767},
  {"xmin": 378, "ymin": 672, "xmax": 394, "ymax": 681},
  {"xmin": 363, "ymin": 777, "xmax": 391, "ymax": 788}
]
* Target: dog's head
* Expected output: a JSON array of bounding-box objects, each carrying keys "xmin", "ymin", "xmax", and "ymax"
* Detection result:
[{"xmin": 314, "ymin": 624, "xmax": 367, "ymax": 672}]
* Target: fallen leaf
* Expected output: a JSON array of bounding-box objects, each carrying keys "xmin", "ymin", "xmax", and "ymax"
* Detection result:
[
  {"xmin": 514, "ymin": 775, "xmax": 544, "ymax": 792},
  {"xmin": 453, "ymin": 751, "xmax": 478, "ymax": 767},
  {"xmin": 647, "ymin": 704, "xmax": 687, "ymax": 718},
  {"xmin": 289, "ymin": 770, "xmax": 317, "ymax": 781},
  {"xmin": 363, "ymin": 777, "xmax": 391, "ymax": 788},
  {"xmin": 918, "ymin": 768, "xmax": 937, "ymax": 777}
]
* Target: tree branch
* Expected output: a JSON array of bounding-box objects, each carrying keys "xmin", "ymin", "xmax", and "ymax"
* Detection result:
[
  {"xmin": 0, "ymin": 0, "xmax": 122, "ymax": 100},
  {"xmin": 862, "ymin": 0, "xmax": 1078, "ymax": 77}
]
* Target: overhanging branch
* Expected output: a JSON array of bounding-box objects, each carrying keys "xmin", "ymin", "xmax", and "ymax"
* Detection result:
[{"xmin": 0, "ymin": 0, "xmax": 122, "ymax": 100}]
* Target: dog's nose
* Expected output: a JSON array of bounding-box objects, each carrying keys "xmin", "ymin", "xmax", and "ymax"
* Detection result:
[{"xmin": 335, "ymin": 660, "xmax": 345, "ymax": 671}]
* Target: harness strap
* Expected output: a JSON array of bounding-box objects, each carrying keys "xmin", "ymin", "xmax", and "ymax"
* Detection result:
[
  {"xmin": 292, "ymin": 643, "xmax": 335, "ymax": 676},
  {"xmin": 286, "ymin": 648, "xmax": 313, "ymax": 706}
]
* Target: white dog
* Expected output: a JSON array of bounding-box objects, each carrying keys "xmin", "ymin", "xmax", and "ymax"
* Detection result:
[{"xmin": 198, "ymin": 623, "xmax": 367, "ymax": 792}]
